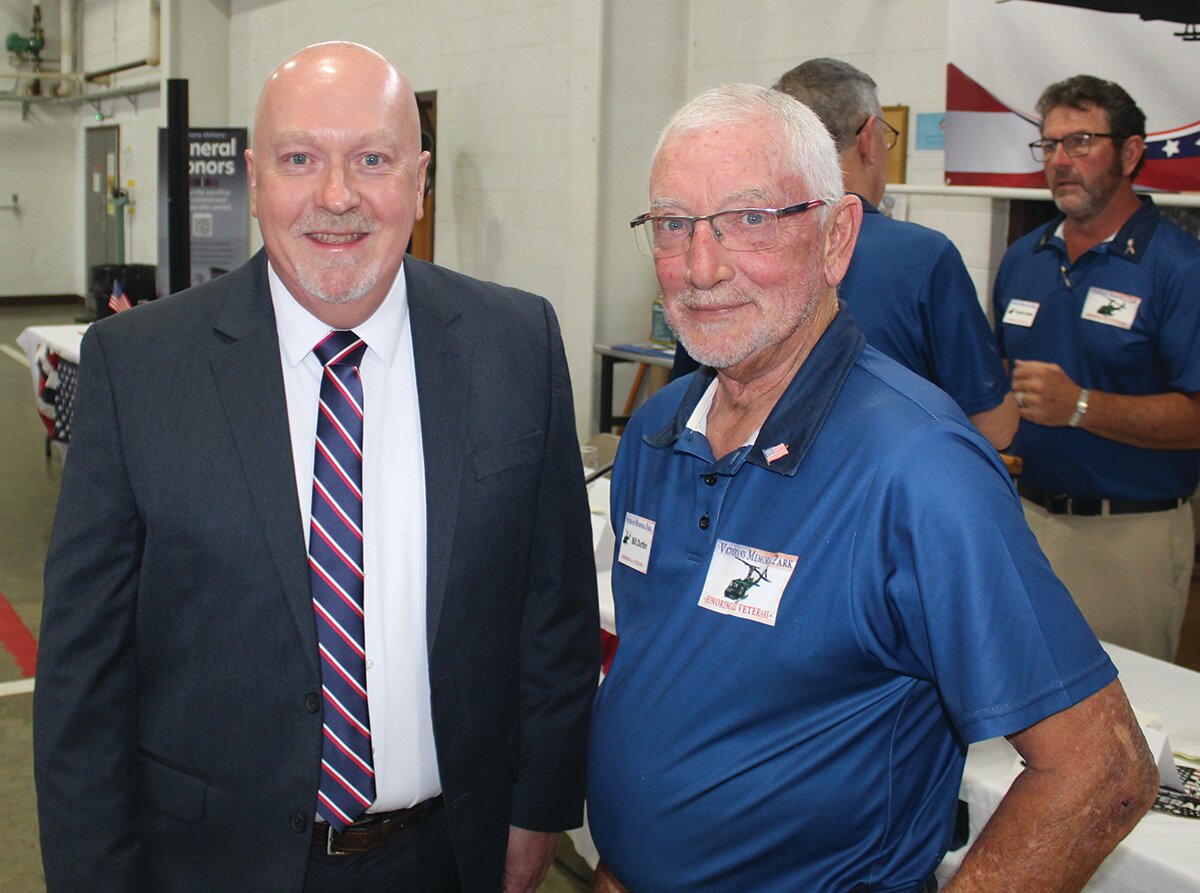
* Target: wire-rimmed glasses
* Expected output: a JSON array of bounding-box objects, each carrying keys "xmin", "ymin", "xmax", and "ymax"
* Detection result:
[{"xmin": 629, "ymin": 199, "xmax": 828, "ymax": 259}]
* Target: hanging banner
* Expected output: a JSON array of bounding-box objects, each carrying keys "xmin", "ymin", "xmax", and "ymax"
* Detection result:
[
  {"xmin": 156, "ymin": 127, "xmax": 250, "ymax": 296},
  {"xmin": 945, "ymin": 1, "xmax": 1200, "ymax": 191}
]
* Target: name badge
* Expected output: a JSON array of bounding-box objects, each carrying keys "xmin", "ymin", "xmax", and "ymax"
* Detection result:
[
  {"xmin": 617, "ymin": 512, "xmax": 655, "ymax": 574},
  {"xmin": 1002, "ymin": 299, "xmax": 1040, "ymax": 328},
  {"xmin": 697, "ymin": 539, "xmax": 798, "ymax": 627},
  {"xmin": 1082, "ymin": 286, "xmax": 1141, "ymax": 330}
]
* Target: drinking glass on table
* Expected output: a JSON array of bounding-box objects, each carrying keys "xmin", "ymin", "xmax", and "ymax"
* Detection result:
[{"xmin": 580, "ymin": 445, "xmax": 600, "ymax": 478}]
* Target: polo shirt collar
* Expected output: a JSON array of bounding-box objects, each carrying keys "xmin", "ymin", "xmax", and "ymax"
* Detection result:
[
  {"xmin": 1034, "ymin": 194, "xmax": 1161, "ymax": 264},
  {"xmin": 647, "ymin": 302, "xmax": 866, "ymax": 476}
]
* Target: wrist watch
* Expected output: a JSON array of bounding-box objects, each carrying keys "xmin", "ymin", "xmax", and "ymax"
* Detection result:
[{"xmin": 1068, "ymin": 388, "xmax": 1090, "ymax": 428}]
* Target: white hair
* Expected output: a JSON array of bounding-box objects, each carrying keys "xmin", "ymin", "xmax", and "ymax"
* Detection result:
[{"xmin": 652, "ymin": 83, "xmax": 845, "ymax": 217}]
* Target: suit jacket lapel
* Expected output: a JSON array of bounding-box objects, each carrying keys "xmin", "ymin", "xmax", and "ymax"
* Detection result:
[
  {"xmin": 207, "ymin": 253, "xmax": 319, "ymax": 676},
  {"xmin": 405, "ymin": 258, "xmax": 471, "ymax": 655}
]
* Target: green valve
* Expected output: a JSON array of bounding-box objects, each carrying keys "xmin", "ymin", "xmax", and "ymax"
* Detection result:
[{"xmin": 6, "ymin": 32, "xmax": 46, "ymax": 55}]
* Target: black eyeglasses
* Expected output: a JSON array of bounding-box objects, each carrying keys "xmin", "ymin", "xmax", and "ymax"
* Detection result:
[
  {"xmin": 629, "ymin": 200, "xmax": 828, "ymax": 259},
  {"xmin": 1029, "ymin": 131, "xmax": 1116, "ymax": 163},
  {"xmin": 855, "ymin": 114, "xmax": 900, "ymax": 151}
]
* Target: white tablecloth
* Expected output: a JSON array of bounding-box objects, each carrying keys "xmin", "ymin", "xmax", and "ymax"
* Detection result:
[{"xmin": 16, "ymin": 323, "xmax": 88, "ymax": 394}]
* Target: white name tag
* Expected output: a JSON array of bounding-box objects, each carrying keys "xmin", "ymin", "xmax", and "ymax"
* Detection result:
[
  {"xmin": 1082, "ymin": 286, "xmax": 1141, "ymax": 330},
  {"xmin": 617, "ymin": 512, "xmax": 655, "ymax": 574},
  {"xmin": 1002, "ymin": 299, "xmax": 1040, "ymax": 328},
  {"xmin": 697, "ymin": 539, "xmax": 798, "ymax": 626}
]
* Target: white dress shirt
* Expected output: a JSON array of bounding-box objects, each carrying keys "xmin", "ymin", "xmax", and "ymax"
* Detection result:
[{"xmin": 268, "ymin": 262, "xmax": 441, "ymax": 812}]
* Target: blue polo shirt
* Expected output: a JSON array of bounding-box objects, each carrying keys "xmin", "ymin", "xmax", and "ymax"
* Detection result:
[
  {"xmin": 672, "ymin": 197, "xmax": 1010, "ymax": 419},
  {"xmin": 993, "ymin": 197, "xmax": 1200, "ymax": 500},
  {"xmin": 589, "ymin": 307, "xmax": 1114, "ymax": 893}
]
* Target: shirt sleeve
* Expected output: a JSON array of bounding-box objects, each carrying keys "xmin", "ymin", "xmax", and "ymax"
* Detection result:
[
  {"xmin": 923, "ymin": 238, "xmax": 1011, "ymax": 416},
  {"xmin": 1152, "ymin": 247, "xmax": 1200, "ymax": 394},
  {"xmin": 851, "ymin": 422, "xmax": 1116, "ymax": 744}
]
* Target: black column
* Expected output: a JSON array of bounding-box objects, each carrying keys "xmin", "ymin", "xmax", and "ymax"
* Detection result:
[{"xmin": 166, "ymin": 78, "xmax": 190, "ymax": 295}]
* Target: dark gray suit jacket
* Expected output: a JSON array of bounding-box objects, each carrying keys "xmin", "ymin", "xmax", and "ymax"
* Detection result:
[{"xmin": 34, "ymin": 251, "xmax": 599, "ymax": 892}]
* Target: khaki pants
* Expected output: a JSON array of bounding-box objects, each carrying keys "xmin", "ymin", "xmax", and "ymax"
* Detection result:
[{"xmin": 1022, "ymin": 499, "xmax": 1194, "ymax": 662}]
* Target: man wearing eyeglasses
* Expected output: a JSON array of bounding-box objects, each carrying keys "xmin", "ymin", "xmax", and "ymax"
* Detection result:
[
  {"xmin": 993, "ymin": 75, "xmax": 1200, "ymax": 662},
  {"xmin": 670, "ymin": 58, "xmax": 1018, "ymax": 452},
  {"xmin": 587, "ymin": 83, "xmax": 1155, "ymax": 893}
]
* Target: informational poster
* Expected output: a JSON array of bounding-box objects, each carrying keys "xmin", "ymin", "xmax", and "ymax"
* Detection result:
[
  {"xmin": 157, "ymin": 127, "xmax": 250, "ymax": 296},
  {"xmin": 945, "ymin": 1, "xmax": 1199, "ymax": 191}
]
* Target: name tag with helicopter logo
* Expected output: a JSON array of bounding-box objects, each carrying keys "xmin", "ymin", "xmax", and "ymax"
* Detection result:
[
  {"xmin": 697, "ymin": 540, "xmax": 798, "ymax": 627},
  {"xmin": 1082, "ymin": 286, "xmax": 1141, "ymax": 330},
  {"xmin": 617, "ymin": 512, "xmax": 655, "ymax": 574}
]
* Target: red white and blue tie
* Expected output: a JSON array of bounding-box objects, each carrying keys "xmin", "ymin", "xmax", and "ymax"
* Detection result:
[{"xmin": 310, "ymin": 329, "xmax": 374, "ymax": 831}]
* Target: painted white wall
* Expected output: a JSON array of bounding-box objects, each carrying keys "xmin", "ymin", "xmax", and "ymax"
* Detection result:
[
  {"xmin": 0, "ymin": 0, "xmax": 78, "ymax": 296},
  {"xmin": 3, "ymin": 0, "xmax": 1019, "ymax": 434}
]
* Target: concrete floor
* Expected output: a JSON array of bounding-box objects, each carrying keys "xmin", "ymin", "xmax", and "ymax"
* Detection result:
[{"xmin": 2, "ymin": 299, "xmax": 1199, "ymax": 891}]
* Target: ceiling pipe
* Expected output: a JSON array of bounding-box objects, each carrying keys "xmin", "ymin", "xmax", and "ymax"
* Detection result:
[
  {"xmin": 2, "ymin": 0, "xmax": 161, "ymax": 103},
  {"xmin": 82, "ymin": 0, "xmax": 160, "ymax": 82},
  {"xmin": 52, "ymin": 0, "xmax": 77, "ymax": 97},
  {"xmin": 0, "ymin": 78, "xmax": 158, "ymax": 106}
]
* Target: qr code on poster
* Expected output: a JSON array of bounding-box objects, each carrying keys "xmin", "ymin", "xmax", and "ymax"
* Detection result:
[{"xmin": 192, "ymin": 213, "xmax": 213, "ymax": 238}]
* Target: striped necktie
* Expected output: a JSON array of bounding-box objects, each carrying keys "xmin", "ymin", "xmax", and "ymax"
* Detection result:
[{"xmin": 309, "ymin": 329, "xmax": 374, "ymax": 831}]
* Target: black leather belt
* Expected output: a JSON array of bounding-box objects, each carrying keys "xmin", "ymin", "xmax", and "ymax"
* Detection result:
[
  {"xmin": 313, "ymin": 797, "xmax": 441, "ymax": 856},
  {"xmin": 1018, "ymin": 483, "xmax": 1183, "ymax": 517}
]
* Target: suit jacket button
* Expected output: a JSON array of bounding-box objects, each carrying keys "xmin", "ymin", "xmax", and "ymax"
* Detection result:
[
  {"xmin": 290, "ymin": 813, "xmax": 308, "ymax": 833},
  {"xmin": 305, "ymin": 693, "xmax": 321, "ymax": 713}
]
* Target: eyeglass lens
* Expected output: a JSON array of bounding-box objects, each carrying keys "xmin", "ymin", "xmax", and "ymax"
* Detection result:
[{"xmin": 635, "ymin": 209, "xmax": 785, "ymax": 258}]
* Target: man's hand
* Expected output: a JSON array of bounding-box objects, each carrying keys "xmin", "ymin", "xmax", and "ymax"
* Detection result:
[
  {"xmin": 502, "ymin": 826, "xmax": 560, "ymax": 893},
  {"xmin": 1011, "ymin": 359, "xmax": 1081, "ymax": 426},
  {"xmin": 591, "ymin": 859, "xmax": 629, "ymax": 893}
]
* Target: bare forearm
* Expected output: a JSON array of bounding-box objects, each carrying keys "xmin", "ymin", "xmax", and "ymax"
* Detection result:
[
  {"xmin": 969, "ymin": 393, "xmax": 1019, "ymax": 451},
  {"xmin": 945, "ymin": 682, "xmax": 1158, "ymax": 892},
  {"xmin": 1078, "ymin": 390, "xmax": 1200, "ymax": 450}
]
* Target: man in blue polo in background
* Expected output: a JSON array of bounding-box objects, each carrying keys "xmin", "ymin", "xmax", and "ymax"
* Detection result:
[
  {"xmin": 671, "ymin": 57, "xmax": 1018, "ymax": 452},
  {"xmin": 587, "ymin": 83, "xmax": 1155, "ymax": 893},
  {"xmin": 994, "ymin": 74, "xmax": 1200, "ymax": 662}
]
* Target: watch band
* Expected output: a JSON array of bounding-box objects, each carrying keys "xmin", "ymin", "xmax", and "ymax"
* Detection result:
[{"xmin": 1068, "ymin": 388, "xmax": 1090, "ymax": 427}]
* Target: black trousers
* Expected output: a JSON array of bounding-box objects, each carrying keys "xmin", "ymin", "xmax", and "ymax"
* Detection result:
[{"xmin": 303, "ymin": 805, "xmax": 461, "ymax": 893}]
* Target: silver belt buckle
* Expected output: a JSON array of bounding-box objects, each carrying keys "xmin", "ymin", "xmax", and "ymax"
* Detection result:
[{"xmin": 326, "ymin": 825, "xmax": 349, "ymax": 857}]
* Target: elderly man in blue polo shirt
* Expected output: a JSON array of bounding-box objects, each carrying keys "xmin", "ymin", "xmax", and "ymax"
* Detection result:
[
  {"xmin": 994, "ymin": 75, "xmax": 1200, "ymax": 662},
  {"xmin": 587, "ymin": 84, "xmax": 1156, "ymax": 893}
]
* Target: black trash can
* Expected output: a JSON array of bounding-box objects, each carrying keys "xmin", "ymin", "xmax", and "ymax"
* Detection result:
[{"xmin": 89, "ymin": 263, "xmax": 158, "ymax": 318}]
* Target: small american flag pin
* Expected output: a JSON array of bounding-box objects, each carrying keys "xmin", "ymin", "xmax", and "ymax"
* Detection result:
[{"xmin": 763, "ymin": 442, "xmax": 789, "ymax": 464}]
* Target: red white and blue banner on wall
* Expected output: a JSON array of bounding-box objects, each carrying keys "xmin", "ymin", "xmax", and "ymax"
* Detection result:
[{"xmin": 946, "ymin": 0, "xmax": 1200, "ymax": 192}]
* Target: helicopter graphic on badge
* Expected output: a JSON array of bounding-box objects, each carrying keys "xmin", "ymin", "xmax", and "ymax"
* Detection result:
[{"xmin": 698, "ymin": 539, "xmax": 798, "ymax": 626}]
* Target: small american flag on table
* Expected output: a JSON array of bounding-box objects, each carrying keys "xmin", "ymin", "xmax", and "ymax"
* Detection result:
[{"xmin": 108, "ymin": 279, "xmax": 132, "ymax": 314}]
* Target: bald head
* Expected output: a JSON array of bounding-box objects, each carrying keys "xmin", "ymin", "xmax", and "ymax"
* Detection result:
[
  {"xmin": 246, "ymin": 42, "xmax": 430, "ymax": 328},
  {"xmin": 253, "ymin": 42, "xmax": 420, "ymax": 159}
]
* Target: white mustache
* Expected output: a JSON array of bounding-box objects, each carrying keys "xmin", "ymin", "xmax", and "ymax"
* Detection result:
[
  {"xmin": 671, "ymin": 285, "xmax": 752, "ymax": 310},
  {"xmin": 294, "ymin": 212, "xmax": 379, "ymax": 235}
]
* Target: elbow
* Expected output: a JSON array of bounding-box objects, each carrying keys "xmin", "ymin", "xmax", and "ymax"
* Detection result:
[{"xmin": 1109, "ymin": 739, "xmax": 1159, "ymax": 835}]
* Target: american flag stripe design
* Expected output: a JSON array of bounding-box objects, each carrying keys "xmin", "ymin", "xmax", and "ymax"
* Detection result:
[{"xmin": 309, "ymin": 329, "xmax": 374, "ymax": 832}]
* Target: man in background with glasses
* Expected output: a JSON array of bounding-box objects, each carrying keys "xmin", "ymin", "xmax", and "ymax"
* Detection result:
[
  {"xmin": 670, "ymin": 58, "xmax": 1018, "ymax": 452},
  {"xmin": 588, "ymin": 83, "xmax": 1154, "ymax": 893},
  {"xmin": 993, "ymin": 75, "xmax": 1200, "ymax": 662}
]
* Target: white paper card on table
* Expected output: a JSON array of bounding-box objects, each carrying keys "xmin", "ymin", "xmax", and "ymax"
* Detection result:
[{"xmin": 1142, "ymin": 725, "xmax": 1184, "ymax": 792}]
